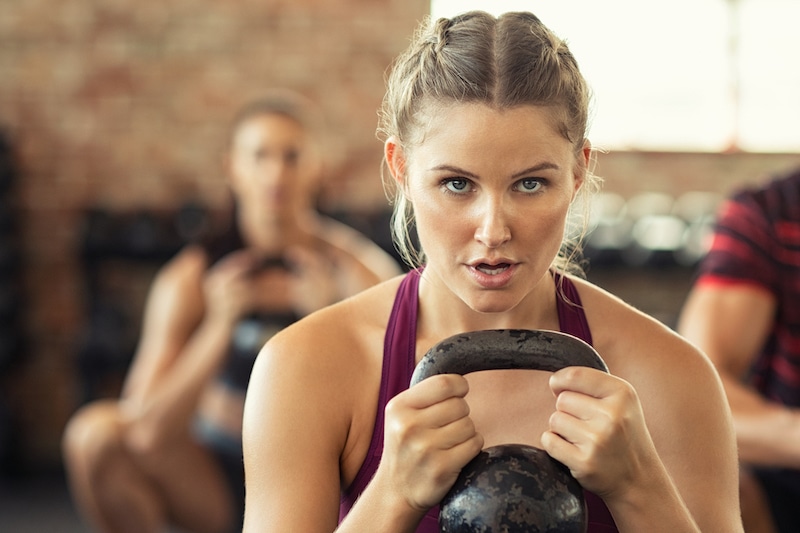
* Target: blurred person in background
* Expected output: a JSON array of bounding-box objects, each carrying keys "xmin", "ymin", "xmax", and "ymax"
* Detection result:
[
  {"xmin": 60, "ymin": 90, "xmax": 401, "ymax": 533},
  {"xmin": 678, "ymin": 167, "xmax": 800, "ymax": 533}
]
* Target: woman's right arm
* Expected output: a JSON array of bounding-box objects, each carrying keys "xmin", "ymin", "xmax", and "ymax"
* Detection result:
[
  {"xmin": 242, "ymin": 315, "xmax": 357, "ymax": 531},
  {"xmin": 120, "ymin": 246, "xmax": 253, "ymax": 446},
  {"xmin": 242, "ymin": 304, "xmax": 483, "ymax": 532}
]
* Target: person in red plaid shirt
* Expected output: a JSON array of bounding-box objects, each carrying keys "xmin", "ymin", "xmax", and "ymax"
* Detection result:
[{"xmin": 679, "ymin": 167, "xmax": 800, "ymax": 533}]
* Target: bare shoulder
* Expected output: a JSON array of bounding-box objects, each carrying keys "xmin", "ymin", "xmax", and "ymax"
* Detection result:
[
  {"xmin": 245, "ymin": 276, "xmax": 404, "ymax": 463},
  {"xmin": 150, "ymin": 245, "xmax": 207, "ymax": 298},
  {"xmin": 567, "ymin": 276, "xmax": 721, "ymax": 393},
  {"xmin": 254, "ymin": 275, "xmax": 404, "ymax": 386},
  {"xmin": 270, "ymin": 274, "xmax": 401, "ymax": 347},
  {"xmin": 316, "ymin": 215, "xmax": 402, "ymax": 279},
  {"xmin": 141, "ymin": 245, "xmax": 207, "ymax": 333}
]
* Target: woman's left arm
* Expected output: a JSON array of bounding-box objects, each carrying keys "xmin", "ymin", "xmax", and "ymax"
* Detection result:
[
  {"xmin": 637, "ymin": 330, "xmax": 743, "ymax": 532},
  {"xmin": 542, "ymin": 318, "xmax": 743, "ymax": 532}
]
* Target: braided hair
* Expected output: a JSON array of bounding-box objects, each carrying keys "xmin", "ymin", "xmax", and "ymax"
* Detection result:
[{"xmin": 378, "ymin": 11, "xmax": 599, "ymax": 273}]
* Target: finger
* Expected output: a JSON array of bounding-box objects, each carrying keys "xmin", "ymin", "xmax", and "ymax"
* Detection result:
[
  {"xmin": 443, "ymin": 431, "xmax": 484, "ymax": 467},
  {"xmin": 554, "ymin": 390, "xmax": 598, "ymax": 421},
  {"xmin": 285, "ymin": 245, "xmax": 330, "ymax": 274},
  {"xmin": 409, "ymin": 374, "xmax": 470, "ymax": 408},
  {"xmin": 540, "ymin": 429, "xmax": 579, "ymax": 472},
  {"xmin": 399, "ymin": 374, "xmax": 470, "ymax": 410},
  {"xmin": 412, "ymin": 395, "xmax": 472, "ymax": 431},
  {"xmin": 549, "ymin": 366, "xmax": 618, "ymax": 398},
  {"xmin": 426, "ymin": 413, "xmax": 480, "ymax": 451},
  {"xmin": 552, "ymin": 378, "xmax": 635, "ymax": 443},
  {"xmin": 210, "ymin": 250, "xmax": 258, "ymax": 280},
  {"xmin": 415, "ymin": 431, "xmax": 485, "ymax": 500},
  {"xmin": 547, "ymin": 407, "xmax": 589, "ymax": 446}
]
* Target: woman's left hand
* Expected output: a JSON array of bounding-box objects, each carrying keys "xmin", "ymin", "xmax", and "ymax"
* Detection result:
[
  {"xmin": 285, "ymin": 246, "xmax": 339, "ymax": 316},
  {"xmin": 540, "ymin": 366, "xmax": 661, "ymax": 501}
]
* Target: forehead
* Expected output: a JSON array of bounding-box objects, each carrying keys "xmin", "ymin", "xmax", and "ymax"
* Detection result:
[
  {"xmin": 409, "ymin": 102, "xmax": 573, "ymax": 166},
  {"xmin": 232, "ymin": 113, "xmax": 307, "ymax": 148}
]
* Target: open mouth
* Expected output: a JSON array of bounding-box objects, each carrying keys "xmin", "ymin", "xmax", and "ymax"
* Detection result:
[{"xmin": 475, "ymin": 263, "xmax": 511, "ymax": 275}]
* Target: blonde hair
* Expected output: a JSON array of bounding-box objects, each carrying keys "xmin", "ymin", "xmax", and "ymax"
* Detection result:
[{"xmin": 378, "ymin": 11, "xmax": 600, "ymax": 274}]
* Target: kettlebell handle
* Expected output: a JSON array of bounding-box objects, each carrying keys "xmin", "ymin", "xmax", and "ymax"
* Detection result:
[{"xmin": 410, "ymin": 329, "xmax": 608, "ymax": 386}]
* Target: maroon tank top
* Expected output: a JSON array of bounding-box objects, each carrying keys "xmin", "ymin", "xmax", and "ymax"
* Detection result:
[{"xmin": 339, "ymin": 269, "xmax": 618, "ymax": 532}]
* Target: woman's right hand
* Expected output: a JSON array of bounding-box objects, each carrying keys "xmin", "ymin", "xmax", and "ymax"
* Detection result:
[
  {"xmin": 201, "ymin": 250, "xmax": 261, "ymax": 327},
  {"xmin": 378, "ymin": 374, "xmax": 484, "ymax": 513}
]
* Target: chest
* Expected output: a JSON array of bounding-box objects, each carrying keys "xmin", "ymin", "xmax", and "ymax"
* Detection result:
[{"xmin": 465, "ymin": 369, "xmax": 556, "ymax": 449}]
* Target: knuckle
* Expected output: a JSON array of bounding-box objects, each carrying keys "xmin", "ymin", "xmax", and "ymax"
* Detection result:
[
  {"xmin": 554, "ymin": 390, "xmax": 573, "ymax": 410},
  {"xmin": 431, "ymin": 374, "xmax": 465, "ymax": 397},
  {"xmin": 619, "ymin": 381, "xmax": 638, "ymax": 403},
  {"xmin": 560, "ymin": 365, "xmax": 583, "ymax": 381},
  {"xmin": 452, "ymin": 397, "xmax": 470, "ymax": 419},
  {"xmin": 470, "ymin": 435, "xmax": 485, "ymax": 455},
  {"xmin": 385, "ymin": 395, "xmax": 405, "ymax": 416},
  {"xmin": 456, "ymin": 416, "xmax": 477, "ymax": 438}
]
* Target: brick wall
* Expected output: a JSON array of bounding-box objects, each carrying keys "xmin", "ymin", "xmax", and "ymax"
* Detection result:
[
  {"xmin": 1, "ymin": 0, "xmax": 799, "ymax": 471},
  {"xmin": 0, "ymin": 0, "xmax": 428, "ymax": 470},
  {"xmin": 596, "ymin": 150, "xmax": 800, "ymax": 199}
]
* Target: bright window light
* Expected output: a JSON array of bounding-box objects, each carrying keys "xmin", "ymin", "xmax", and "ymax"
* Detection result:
[{"xmin": 430, "ymin": 0, "xmax": 800, "ymax": 153}]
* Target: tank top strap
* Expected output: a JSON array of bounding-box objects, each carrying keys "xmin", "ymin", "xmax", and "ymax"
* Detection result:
[
  {"xmin": 339, "ymin": 269, "xmax": 421, "ymax": 516},
  {"xmin": 554, "ymin": 271, "xmax": 593, "ymax": 346}
]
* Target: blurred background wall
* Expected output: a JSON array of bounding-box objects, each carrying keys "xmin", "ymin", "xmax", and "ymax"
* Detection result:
[
  {"xmin": 0, "ymin": 0, "xmax": 799, "ymax": 477},
  {"xmin": 0, "ymin": 0, "xmax": 429, "ymax": 474}
]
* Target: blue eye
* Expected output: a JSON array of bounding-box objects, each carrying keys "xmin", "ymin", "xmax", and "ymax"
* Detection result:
[
  {"xmin": 445, "ymin": 179, "xmax": 470, "ymax": 193},
  {"xmin": 516, "ymin": 179, "xmax": 542, "ymax": 193}
]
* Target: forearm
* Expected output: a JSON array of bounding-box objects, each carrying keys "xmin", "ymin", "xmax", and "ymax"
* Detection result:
[
  {"xmin": 335, "ymin": 475, "xmax": 426, "ymax": 533},
  {"xmin": 723, "ymin": 374, "xmax": 800, "ymax": 467},
  {"xmin": 122, "ymin": 318, "xmax": 234, "ymax": 443},
  {"xmin": 607, "ymin": 462, "xmax": 699, "ymax": 533}
]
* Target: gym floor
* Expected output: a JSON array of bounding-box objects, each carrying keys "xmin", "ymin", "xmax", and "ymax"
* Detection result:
[
  {"xmin": 0, "ymin": 469, "xmax": 197, "ymax": 533},
  {"xmin": 0, "ymin": 470, "xmax": 90, "ymax": 533}
]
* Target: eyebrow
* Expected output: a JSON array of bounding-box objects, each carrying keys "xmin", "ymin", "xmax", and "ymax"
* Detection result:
[{"xmin": 429, "ymin": 162, "xmax": 561, "ymax": 179}]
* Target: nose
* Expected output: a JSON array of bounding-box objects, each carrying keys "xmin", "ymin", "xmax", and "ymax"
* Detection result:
[
  {"xmin": 473, "ymin": 197, "xmax": 511, "ymax": 248},
  {"xmin": 262, "ymin": 157, "xmax": 290, "ymax": 182},
  {"xmin": 255, "ymin": 157, "xmax": 296, "ymax": 196}
]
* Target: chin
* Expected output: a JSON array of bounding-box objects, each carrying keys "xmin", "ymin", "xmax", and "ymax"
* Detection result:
[{"xmin": 466, "ymin": 296, "xmax": 521, "ymax": 316}]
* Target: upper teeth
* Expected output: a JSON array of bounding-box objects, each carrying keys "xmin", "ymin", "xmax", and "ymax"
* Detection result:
[{"xmin": 478, "ymin": 265, "xmax": 507, "ymax": 275}]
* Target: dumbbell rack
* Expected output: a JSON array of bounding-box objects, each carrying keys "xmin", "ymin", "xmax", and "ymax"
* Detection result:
[
  {"xmin": 582, "ymin": 191, "xmax": 721, "ymax": 329},
  {"xmin": 75, "ymin": 206, "xmax": 207, "ymax": 404},
  {"xmin": 0, "ymin": 130, "xmax": 23, "ymax": 476}
]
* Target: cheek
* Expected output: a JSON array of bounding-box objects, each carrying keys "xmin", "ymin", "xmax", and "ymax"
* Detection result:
[
  {"xmin": 229, "ymin": 161, "xmax": 252, "ymax": 191},
  {"xmin": 507, "ymin": 199, "xmax": 571, "ymax": 253},
  {"xmin": 234, "ymin": 157, "xmax": 264, "ymax": 183},
  {"xmin": 410, "ymin": 193, "xmax": 464, "ymax": 249}
]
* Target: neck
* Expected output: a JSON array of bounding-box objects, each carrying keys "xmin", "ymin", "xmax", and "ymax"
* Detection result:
[
  {"xmin": 236, "ymin": 205, "xmax": 319, "ymax": 255},
  {"xmin": 416, "ymin": 269, "xmax": 559, "ymax": 340}
]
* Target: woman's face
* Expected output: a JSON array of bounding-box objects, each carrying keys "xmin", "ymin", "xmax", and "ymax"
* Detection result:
[
  {"xmin": 388, "ymin": 103, "xmax": 587, "ymax": 315},
  {"xmin": 227, "ymin": 113, "xmax": 320, "ymax": 223}
]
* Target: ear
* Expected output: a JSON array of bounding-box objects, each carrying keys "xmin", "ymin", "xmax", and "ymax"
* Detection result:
[
  {"xmin": 580, "ymin": 139, "xmax": 592, "ymax": 167},
  {"xmin": 572, "ymin": 139, "xmax": 592, "ymax": 198},
  {"xmin": 384, "ymin": 136, "xmax": 407, "ymax": 189}
]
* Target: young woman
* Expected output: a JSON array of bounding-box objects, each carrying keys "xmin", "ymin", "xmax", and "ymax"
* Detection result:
[
  {"xmin": 242, "ymin": 12, "xmax": 743, "ymax": 533},
  {"xmin": 61, "ymin": 91, "xmax": 400, "ymax": 533}
]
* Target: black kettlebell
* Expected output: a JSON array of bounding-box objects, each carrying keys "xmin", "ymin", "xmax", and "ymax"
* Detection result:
[{"xmin": 410, "ymin": 329, "xmax": 609, "ymax": 533}]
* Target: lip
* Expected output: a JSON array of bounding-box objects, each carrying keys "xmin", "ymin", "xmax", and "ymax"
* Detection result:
[{"xmin": 466, "ymin": 259, "xmax": 518, "ymax": 289}]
